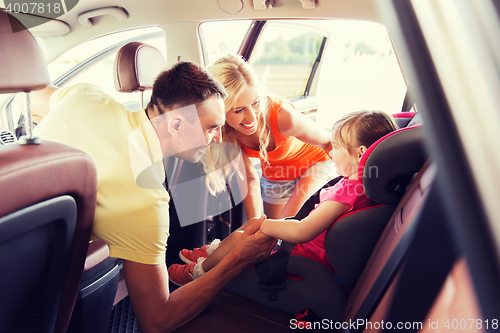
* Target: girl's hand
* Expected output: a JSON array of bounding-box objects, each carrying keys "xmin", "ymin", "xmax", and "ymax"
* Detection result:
[{"xmin": 231, "ymin": 215, "xmax": 277, "ymax": 267}]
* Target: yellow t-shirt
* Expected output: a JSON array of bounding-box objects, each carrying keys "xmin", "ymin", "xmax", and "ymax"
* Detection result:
[{"xmin": 34, "ymin": 83, "xmax": 169, "ymax": 265}]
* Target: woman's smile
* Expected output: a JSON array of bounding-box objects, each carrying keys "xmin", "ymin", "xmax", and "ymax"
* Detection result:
[
  {"xmin": 225, "ymin": 85, "xmax": 262, "ymax": 135},
  {"xmin": 240, "ymin": 121, "xmax": 256, "ymax": 130}
]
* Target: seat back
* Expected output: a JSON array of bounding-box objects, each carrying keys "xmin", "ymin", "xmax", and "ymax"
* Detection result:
[
  {"xmin": 0, "ymin": 9, "xmax": 97, "ymax": 333},
  {"xmin": 326, "ymin": 125, "xmax": 428, "ymax": 295},
  {"xmin": 341, "ymin": 160, "xmax": 436, "ymax": 331},
  {"xmin": 0, "ymin": 196, "xmax": 76, "ymax": 332}
]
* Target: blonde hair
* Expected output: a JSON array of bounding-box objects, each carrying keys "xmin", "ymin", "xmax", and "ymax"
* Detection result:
[
  {"xmin": 201, "ymin": 146, "xmax": 227, "ymax": 196},
  {"xmin": 208, "ymin": 54, "xmax": 272, "ymax": 164},
  {"xmin": 332, "ymin": 111, "xmax": 398, "ymax": 155}
]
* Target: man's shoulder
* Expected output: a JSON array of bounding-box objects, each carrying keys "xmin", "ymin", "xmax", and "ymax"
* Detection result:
[
  {"xmin": 50, "ymin": 83, "xmax": 122, "ymax": 110},
  {"xmin": 35, "ymin": 83, "xmax": 131, "ymax": 144}
]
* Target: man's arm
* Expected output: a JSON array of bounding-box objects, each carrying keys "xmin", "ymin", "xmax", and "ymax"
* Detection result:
[
  {"xmin": 29, "ymin": 84, "xmax": 58, "ymax": 123},
  {"xmin": 123, "ymin": 216, "xmax": 276, "ymax": 333}
]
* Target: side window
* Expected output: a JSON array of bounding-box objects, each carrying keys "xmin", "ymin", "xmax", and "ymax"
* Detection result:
[
  {"xmin": 50, "ymin": 27, "xmax": 166, "ymax": 107},
  {"xmin": 199, "ymin": 21, "xmax": 252, "ymax": 67},
  {"xmin": 200, "ymin": 19, "xmax": 406, "ymax": 129},
  {"xmin": 248, "ymin": 22, "xmax": 326, "ymax": 99},
  {"xmin": 315, "ymin": 21, "xmax": 406, "ymax": 129},
  {"xmin": 7, "ymin": 27, "xmax": 166, "ymax": 131}
]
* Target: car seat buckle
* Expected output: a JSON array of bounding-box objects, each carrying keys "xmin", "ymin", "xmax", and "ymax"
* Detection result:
[{"xmin": 259, "ymin": 280, "xmax": 286, "ymax": 301}]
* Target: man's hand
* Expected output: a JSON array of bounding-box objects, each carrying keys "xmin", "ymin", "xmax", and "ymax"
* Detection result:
[{"xmin": 230, "ymin": 214, "xmax": 277, "ymax": 269}]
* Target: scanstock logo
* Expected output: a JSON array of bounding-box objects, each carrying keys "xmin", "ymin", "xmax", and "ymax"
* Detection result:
[{"xmin": 3, "ymin": 0, "xmax": 79, "ymax": 32}]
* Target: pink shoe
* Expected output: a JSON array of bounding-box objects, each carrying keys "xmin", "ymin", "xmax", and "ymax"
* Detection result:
[
  {"xmin": 179, "ymin": 245, "xmax": 208, "ymax": 264},
  {"xmin": 168, "ymin": 262, "xmax": 195, "ymax": 286}
]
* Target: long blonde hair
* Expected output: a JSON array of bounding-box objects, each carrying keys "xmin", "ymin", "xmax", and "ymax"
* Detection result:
[{"xmin": 208, "ymin": 54, "xmax": 272, "ymax": 164}]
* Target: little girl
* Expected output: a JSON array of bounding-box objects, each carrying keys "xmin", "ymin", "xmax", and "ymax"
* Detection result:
[{"xmin": 168, "ymin": 110, "xmax": 398, "ymax": 285}]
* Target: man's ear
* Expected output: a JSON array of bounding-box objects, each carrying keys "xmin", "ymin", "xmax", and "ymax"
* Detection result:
[
  {"xmin": 167, "ymin": 115, "xmax": 183, "ymax": 137},
  {"xmin": 357, "ymin": 145, "xmax": 367, "ymax": 162}
]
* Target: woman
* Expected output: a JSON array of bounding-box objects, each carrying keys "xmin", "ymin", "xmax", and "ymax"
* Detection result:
[{"xmin": 208, "ymin": 54, "xmax": 332, "ymax": 219}]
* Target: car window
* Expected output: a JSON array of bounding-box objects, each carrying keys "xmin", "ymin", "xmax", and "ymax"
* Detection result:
[
  {"xmin": 51, "ymin": 27, "xmax": 166, "ymax": 106},
  {"xmin": 199, "ymin": 19, "xmax": 405, "ymax": 130},
  {"xmin": 199, "ymin": 20, "xmax": 252, "ymax": 67},
  {"xmin": 248, "ymin": 21, "xmax": 327, "ymax": 99},
  {"xmin": 6, "ymin": 27, "xmax": 166, "ymax": 131},
  {"xmin": 314, "ymin": 20, "xmax": 406, "ymax": 129}
]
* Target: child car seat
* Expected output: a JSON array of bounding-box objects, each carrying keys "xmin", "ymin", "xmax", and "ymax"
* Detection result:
[{"xmin": 225, "ymin": 125, "xmax": 428, "ymax": 322}]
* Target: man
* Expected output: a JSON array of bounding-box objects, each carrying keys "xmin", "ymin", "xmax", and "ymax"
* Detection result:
[{"xmin": 33, "ymin": 61, "xmax": 278, "ymax": 332}]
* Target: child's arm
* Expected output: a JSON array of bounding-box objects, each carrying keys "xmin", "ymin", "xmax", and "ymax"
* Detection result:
[{"xmin": 260, "ymin": 201, "xmax": 351, "ymax": 243}]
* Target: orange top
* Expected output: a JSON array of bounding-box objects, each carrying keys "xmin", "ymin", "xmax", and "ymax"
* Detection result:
[{"xmin": 241, "ymin": 95, "xmax": 329, "ymax": 181}]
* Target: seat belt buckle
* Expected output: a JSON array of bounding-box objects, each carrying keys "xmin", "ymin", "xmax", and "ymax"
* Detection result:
[{"xmin": 259, "ymin": 280, "xmax": 286, "ymax": 301}]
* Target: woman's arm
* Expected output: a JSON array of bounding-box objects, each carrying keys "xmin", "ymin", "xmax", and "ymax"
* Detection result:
[
  {"xmin": 260, "ymin": 200, "xmax": 350, "ymax": 243},
  {"xmin": 276, "ymin": 103, "xmax": 332, "ymax": 154},
  {"xmin": 238, "ymin": 150, "xmax": 262, "ymax": 219}
]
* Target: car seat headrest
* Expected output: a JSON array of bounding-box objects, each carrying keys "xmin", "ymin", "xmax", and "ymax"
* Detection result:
[
  {"xmin": 408, "ymin": 112, "xmax": 423, "ymax": 126},
  {"xmin": 0, "ymin": 10, "xmax": 50, "ymax": 93},
  {"xmin": 392, "ymin": 112, "xmax": 417, "ymax": 128},
  {"xmin": 113, "ymin": 42, "xmax": 167, "ymax": 92},
  {"xmin": 359, "ymin": 125, "xmax": 428, "ymax": 205}
]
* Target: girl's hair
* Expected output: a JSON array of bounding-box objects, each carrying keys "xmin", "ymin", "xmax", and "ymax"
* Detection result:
[
  {"xmin": 208, "ymin": 54, "xmax": 272, "ymax": 164},
  {"xmin": 332, "ymin": 111, "xmax": 398, "ymax": 154}
]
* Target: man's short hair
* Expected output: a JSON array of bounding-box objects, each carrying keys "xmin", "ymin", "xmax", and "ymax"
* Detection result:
[{"xmin": 148, "ymin": 61, "xmax": 227, "ymax": 114}]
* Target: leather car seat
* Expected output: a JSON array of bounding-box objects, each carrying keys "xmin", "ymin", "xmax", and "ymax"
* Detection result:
[{"xmin": 0, "ymin": 9, "xmax": 97, "ymax": 333}]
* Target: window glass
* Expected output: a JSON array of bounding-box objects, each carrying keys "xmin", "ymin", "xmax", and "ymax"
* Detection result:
[
  {"xmin": 315, "ymin": 20, "xmax": 406, "ymax": 129},
  {"xmin": 249, "ymin": 22, "xmax": 326, "ymax": 99},
  {"xmin": 199, "ymin": 20, "xmax": 252, "ymax": 67},
  {"xmin": 7, "ymin": 27, "xmax": 166, "ymax": 132},
  {"xmin": 49, "ymin": 27, "xmax": 165, "ymax": 107},
  {"xmin": 47, "ymin": 27, "xmax": 164, "ymax": 81},
  {"xmin": 200, "ymin": 19, "xmax": 406, "ymax": 129}
]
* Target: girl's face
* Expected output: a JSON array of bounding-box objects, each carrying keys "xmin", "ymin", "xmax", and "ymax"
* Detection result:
[
  {"xmin": 329, "ymin": 139, "xmax": 363, "ymax": 179},
  {"xmin": 225, "ymin": 85, "xmax": 262, "ymax": 136}
]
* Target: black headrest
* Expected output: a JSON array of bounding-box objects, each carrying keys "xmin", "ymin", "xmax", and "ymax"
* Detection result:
[
  {"xmin": 113, "ymin": 42, "xmax": 167, "ymax": 92},
  {"xmin": 0, "ymin": 9, "xmax": 50, "ymax": 93},
  {"xmin": 359, "ymin": 125, "xmax": 428, "ymax": 205}
]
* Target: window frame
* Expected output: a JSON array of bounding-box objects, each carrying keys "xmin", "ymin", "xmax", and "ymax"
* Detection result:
[{"xmin": 242, "ymin": 20, "xmax": 329, "ymax": 101}]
